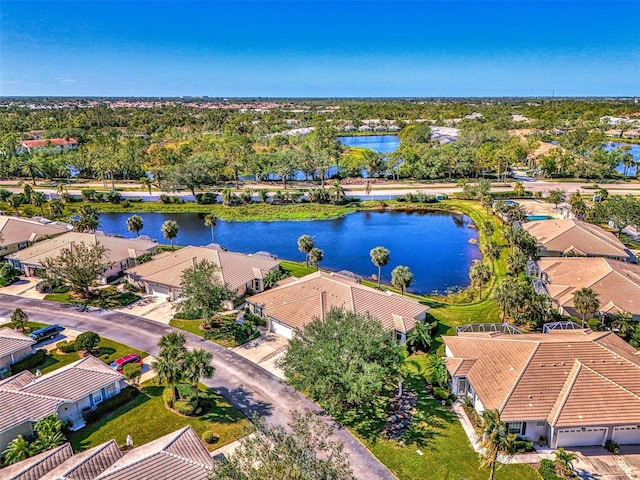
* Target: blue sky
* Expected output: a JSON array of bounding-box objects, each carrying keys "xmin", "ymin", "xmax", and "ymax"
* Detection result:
[{"xmin": 1, "ymin": 1, "xmax": 638, "ymax": 97}]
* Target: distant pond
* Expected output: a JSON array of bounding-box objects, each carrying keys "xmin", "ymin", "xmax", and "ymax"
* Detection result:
[
  {"xmin": 337, "ymin": 135, "xmax": 400, "ymax": 153},
  {"xmin": 99, "ymin": 210, "xmax": 480, "ymax": 295},
  {"xmin": 604, "ymin": 142, "xmax": 639, "ymax": 177}
]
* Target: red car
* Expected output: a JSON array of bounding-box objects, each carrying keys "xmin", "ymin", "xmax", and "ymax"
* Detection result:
[{"xmin": 109, "ymin": 354, "xmax": 141, "ymax": 372}]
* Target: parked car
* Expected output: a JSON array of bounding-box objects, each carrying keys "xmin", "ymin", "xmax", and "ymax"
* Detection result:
[
  {"xmin": 109, "ymin": 354, "xmax": 141, "ymax": 372},
  {"xmin": 28, "ymin": 324, "xmax": 64, "ymax": 342}
]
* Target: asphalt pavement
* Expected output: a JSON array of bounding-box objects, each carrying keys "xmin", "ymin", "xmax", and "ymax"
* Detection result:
[{"xmin": 0, "ymin": 294, "xmax": 397, "ymax": 480}]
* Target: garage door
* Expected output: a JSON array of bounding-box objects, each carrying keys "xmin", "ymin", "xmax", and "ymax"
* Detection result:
[
  {"xmin": 150, "ymin": 284, "xmax": 171, "ymax": 298},
  {"xmin": 612, "ymin": 426, "xmax": 640, "ymax": 445},
  {"xmin": 270, "ymin": 320, "xmax": 293, "ymax": 340},
  {"xmin": 557, "ymin": 427, "xmax": 607, "ymax": 447}
]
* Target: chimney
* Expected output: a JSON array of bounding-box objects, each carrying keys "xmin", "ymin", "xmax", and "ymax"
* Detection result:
[
  {"xmin": 192, "ymin": 257, "xmax": 197, "ymax": 268},
  {"xmin": 68, "ymin": 241, "xmax": 75, "ymax": 252},
  {"xmin": 127, "ymin": 248, "xmax": 137, "ymax": 259}
]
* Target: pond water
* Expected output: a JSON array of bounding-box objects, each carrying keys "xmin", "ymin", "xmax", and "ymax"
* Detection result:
[
  {"xmin": 604, "ymin": 142, "xmax": 639, "ymax": 177},
  {"xmin": 337, "ymin": 135, "xmax": 400, "ymax": 153},
  {"xmin": 99, "ymin": 210, "xmax": 480, "ymax": 295}
]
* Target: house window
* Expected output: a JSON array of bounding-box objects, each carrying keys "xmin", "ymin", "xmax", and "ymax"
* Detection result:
[
  {"xmin": 458, "ymin": 378, "xmax": 468, "ymax": 395},
  {"xmin": 506, "ymin": 422, "xmax": 524, "ymax": 435},
  {"xmin": 536, "ymin": 421, "xmax": 546, "ymax": 427}
]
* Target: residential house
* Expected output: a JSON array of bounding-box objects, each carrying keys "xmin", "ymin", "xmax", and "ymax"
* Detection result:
[
  {"xmin": 0, "ymin": 215, "xmax": 71, "ymax": 258},
  {"xmin": 444, "ymin": 329, "xmax": 640, "ymax": 448},
  {"xmin": 124, "ymin": 245, "xmax": 280, "ymax": 307},
  {"xmin": 527, "ymin": 257, "xmax": 640, "ymax": 320},
  {"xmin": 0, "ymin": 443, "xmax": 74, "ymax": 480},
  {"xmin": 18, "ymin": 138, "xmax": 78, "ymax": 154},
  {"xmin": 246, "ymin": 271, "xmax": 429, "ymax": 341},
  {"xmin": 522, "ymin": 219, "xmax": 633, "ymax": 261},
  {"xmin": 0, "ymin": 355, "xmax": 126, "ymax": 452},
  {"xmin": 0, "ymin": 328, "xmax": 36, "ymax": 371},
  {"xmin": 8, "ymin": 232, "xmax": 157, "ymax": 283},
  {"xmin": 1, "ymin": 426, "xmax": 216, "ymax": 480}
]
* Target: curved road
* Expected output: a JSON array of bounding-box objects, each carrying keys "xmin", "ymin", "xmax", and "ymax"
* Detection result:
[{"xmin": 0, "ymin": 294, "xmax": 396, "ymax": 480}]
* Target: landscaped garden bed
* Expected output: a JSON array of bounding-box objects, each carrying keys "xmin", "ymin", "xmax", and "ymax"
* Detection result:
[
  {"xmin": 43, "ymin": 285, "xmax": 140, "ymax": 309},
  {"xmin": 170, "ymin": 312, "xmax": 260, "ymax": 348}
]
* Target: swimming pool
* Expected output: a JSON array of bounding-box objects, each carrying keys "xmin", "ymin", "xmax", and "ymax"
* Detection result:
[{"xmin": 526, "ymin": 215, "xmax": 552, "ymax": 221}]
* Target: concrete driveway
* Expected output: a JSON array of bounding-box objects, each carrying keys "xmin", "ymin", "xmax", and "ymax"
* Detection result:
[
  {"xmin": 232, "ymin": 332, "xmax": 288, "ymax": 379},
  {"xmin": 116, "ymin": 295, "xmax": 176, "ymax": 324},
  {"xmin": 0, "ymin": 277, "xmax": 45, "ymax": 299},
  {"xmin": 573, "ymin": 446, "xmax": 639, "ymax": 480}
]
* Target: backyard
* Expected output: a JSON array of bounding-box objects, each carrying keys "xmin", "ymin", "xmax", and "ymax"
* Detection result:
[{"xmin": 68, "ymin": 382, "xmax": 250, "ymax": 452}]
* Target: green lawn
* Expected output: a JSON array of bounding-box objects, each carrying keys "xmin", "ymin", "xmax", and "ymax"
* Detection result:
[
  {"xmin": 68, "ymin": 383, "xmax": 251, "ymax": 452},
  {"xmin": 280, "ymin": 260, "xmax": 316, "ymax": 277},
  {"xmin": 169, "ymin": 314, "xmax": 257, "ymax": 348},
  {"xmin": 169, "ymin": 318, "xmax": 204, "ymax": 337},
  {"xmin": 360, "ymin": 355, "xmax": 540, "ymax": 480},
  {"xmin": 43, "ymin": 290, "xmax": 140, "ymax": 308},
  {"xmin": 11, "ymin": 337, "xmax": 148, "ymax": 375}
]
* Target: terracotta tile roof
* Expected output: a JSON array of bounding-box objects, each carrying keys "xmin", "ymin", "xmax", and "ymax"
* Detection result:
[
  {"xmin": 444, "ymin": 331, "xmax": 640, "ymax": 425},
  {"xmin": 124, "ymin": 245, "xmax": 279, "ymax": 291},
  {"xmin": 247, "ymin": 271, "xmax": 428, "ymax": 333},
  {"xmin": 536, "ymin": 257, "xmax": 640, "ymax": 316},
  {"xmin": 40, "ymin": 440, "xmax": 123, "ymax": 480},
  {"xmin": 94, "ymin": 427, "xmax": 215, "ymax": 480},
  {"xmin": 9, "ymin": 232, "xmax": 157, "ymax": 268},
  {"xmin": 0, "ymin": 328, "xmax": 35, "ymax": 359},
  {"xmin": 0, "ymin": 370, "xmax": 35, "ymax": 390},
  {"xmin": 21, "ymin": 138, "xmax": 77, "ymax": 148},
  {"xmin": 0, "ymin": 443, "xmax": 74, "ymax": 480},
  {"xmin": 0, "ymin": 356, "xmax": 123, "ymax": 433},
  {"xmin": 522, "ymin": 219, "xmax": 629, "ymax": 259},
  {"xmin": 0, "ymin": 215, "xmax": 69, "ymax": 247}
]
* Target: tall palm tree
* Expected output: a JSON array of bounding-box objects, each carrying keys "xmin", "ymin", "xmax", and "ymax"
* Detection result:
[
  {"xmin": 370, "ymin": 246, "xmax": 390, "ymax": 287},
  {"xmin": 328, "ymin": 180, "xmax": 346, "ymax": 204},
  {"xmin": 31, "ymin": 191, "xmax": 47, "ymax": 216},
  {"xmin": 161, "ymin": 220, "xmax": 179, "ymax": 251},
  {"xmin": 7, "ymin": 194, "xmax": 23, "ymax": 215},
  {"xmin": 611, "ymin": 310, "xmax": 633, "ymax": 338},
  {"xmin": 553, "ymin": 448, "xmax": 577, "ymax": 478},
  {"xmin": 481, "ymin": 242, "xmax": 501, "ymax": 272},
  {"xmin": 158, "ymin": 331, "xmax": 187, "ymax": 355},
  {"xmin": 140, "ymin": 176, "xmax": 154, "ymax": 195},
  {"xmin": 425, "ymin": 354, "xmax": 448, "ymax": 387},
  {"xmin": 152, "ymin": 353, "xmax": 183, "ymax": 407},
  {"xmin": 204, "ymin": 214, "xmax": 217, "ymax": 243},
  {"xmin": 297, "ymin": 234, "xmax": 314, "ymax": 267},
  {"xmin": 2, "ymin": 435, "xmax": 34, "ymax": 464},
  {"xmin": 309, "ymin": 248, "xmax": 324, "ymax": 271},
  {"xmin": 49, "ymin": 198, "xmax": 63, "ymax": 218},
  {"xmin": 126, "ymin": 215, "xmax": 144, "ymax": 237},
  {"xmin": 478, "ymin": 409, "xmax": 516, "ymax": 480},
  {"xmin": 573, "ymin": 287, "xmax": 600, "ymax": 327},
  {"xmin": 391, "ymin": 265, "xmax": 413, "ymax": 294},
  {"xmin": 183, "ymin": 348, "xmax": 215, "ymax": 400},
  {"xmin": 469, "ymin": 260, "xmax": 491, "ymax": 300}
]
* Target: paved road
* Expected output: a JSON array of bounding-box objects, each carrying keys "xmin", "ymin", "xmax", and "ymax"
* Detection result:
[{"xmin": 0, "ymin": 294, "xmax": 396, "ymax": 480}]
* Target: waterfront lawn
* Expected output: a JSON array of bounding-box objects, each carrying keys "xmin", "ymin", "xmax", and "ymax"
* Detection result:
[
  {"xmin": 68, "ymin": 383, "xmax": 250, "ymax": 452},
  {"xmin": 360, "ymin": 355, "xmax": 540, "ymax": 480},
  {"xmin": 11, "ymin": 337, "xmax": 148, "ymax": 375},
  {"xmin": 280, "ymin": 260, "xmax": 315, "ymax": 278}
]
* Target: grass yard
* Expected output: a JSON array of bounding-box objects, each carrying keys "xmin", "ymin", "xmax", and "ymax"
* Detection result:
[
  {"xmin": 11, "ymin": 337, "xmax": 148, "ymax": 375},
  {"xmin": 280, "ymin": 260, "xmax": 316, "ymax": 277},
  {"xmin": 43, "ymin": 289, "xmax": 140, "ymax": 309},
  {"xmin": 169, "ymin": 318, "xmax": 204, "ymax": 337},
  {"xmin": 170, "ymin": 314, "xmax": 258, "ymax": 348},
  {"xmin": 68, "ymin": 383, "xmax": 251, "ymax": 452},
  {"xmin": 360, "ymin": 355, "xmax": 540, "ymax": 480}
]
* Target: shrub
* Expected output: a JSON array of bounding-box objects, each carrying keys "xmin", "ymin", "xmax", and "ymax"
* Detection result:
[
  {"xmin": 195, "ymin": 192, "xmax": 218, "ymax": 204},
  {"xmin": 586, "ymin": 318, "xmax": 603, "ymax": 331},
  {"xmin": 507, "ymin": 438, "xmax": 535, "ymax": 454},
  {"xmin": 159, "ymin": 194, "xmax": 171, "ymax": 204},
  {"xmin": 122, "ymin": 363, "xmax": 142, "ymax": 386},
  {"xmin": 605, "ymin": 439, "xmax": 620, "ymax": 454},
  {"xmin": 121, "ymin": 199, "xmax": 131, "ymax": 208},
  {"xmin": 56, "ymin": 340, "xmax": 76, "ymax": 353},
  {"xmin": 135, "ymin": 252, "xmax": 154, "ymax": 264},
  {"xmin": 0, "ymin": 262, "xmax": 20, "ymax": 286},
  {"xmin": 162, "ymin": 386, "xmax": 174, "ymax": 407},
  {"xmin": 174, "ymin": 399, "xmax": 196, "ymax": 416},
  {"xmin": 433, "ymin": 387, "xmax": 450, "ymax": 402},
  {"xmin": 538, "ymin": 459, "xmax": 563, "ymax": 480},
  {"xmin": 84, "ymin": 387, "xmax": 139, "ymax": 423},
  {"xmin": 202, "ymin": 430, "xmax": 219, "ymax": 444},
  {"xmin": 0, "ymin": 189, "xmax": 11, "ymax": 201},
  {"xmin": 11, "ymin": 349, "xmax": 46, "ymax": 373}
]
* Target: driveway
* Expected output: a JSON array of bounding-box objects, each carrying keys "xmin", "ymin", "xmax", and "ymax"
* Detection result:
[
  {"xmin": 232, "ymin": 332, "xmax": 288, "ymax": 379},
  {"xmin": 0, "ymin": 294, "xmax": 396, "ymax": 480},
  {"xmin": 573, "ymin": 446, "xmax": 638, "ymax": 480},
  {"xmin": 116, "ymin": 295, "xmax": 176, "ymax": 324},
  {"xmin": 0, "ymin": 277, "xmax": 45, "ymax": 299}
]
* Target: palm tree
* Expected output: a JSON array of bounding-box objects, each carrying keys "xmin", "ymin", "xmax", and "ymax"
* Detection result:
[
  {"xmin": 610, "ymin": 310, "xmax": 633, "ymax": 338},
  {"xmin": 183, "ymin": 348, "xmax": 215, "ymax": 400},
  {"xmin": 425, "ymin": 354, "xmax": 448, "ymax": 387},
  {"xmin": 31, "ymin": 415, "xmax": 65, "ymax": 453},
  {"xmin": 328, "ymin": 180, "xmax": 346, "ymax": 204},
  {"xmin": 309, "ymin": 247, "xmax": 324, "ymax": 271},
  {"xmin": 553, "ymin": 448, "xmax": 577, "ymax": 478},
  {"xmin": 161, "ymin": 220, "xmax": 179, "ymax": 251},
  {"xmin": 221, "ymin": 187, "xmax": 234, "ymax": 206},
  {"xmin": 140, "ymin": 176, "xmax": 154, "ymax": 195},
  {"xmin": 152, "ymin": 354, "xmax": 183, "ymax": 407},
  {"xmin": 370, "ymin": 246, "xmax": 390, "ymax": 286},
  {"xmin": 22, "ymin": 183, "xmax": 34, "ymax": 203},
  {"xmin": 48, "ymin": 198, "xmax": 63, "ymax": 218},
  {"xmin": 7, "ymin": 194, "xmax": 23, "ymax": 215},
  {"xmin": 481, "ymin": 195, "xmax": 494, "ymax": 214},
  {"xmin": 204, "ymin": 214, "xmax": 217, "ymax": 243},
  {"xmin": 2, "ymin": 435, "xmax": 34, "ymax": 464},
  {"xmin": 548, "ymin": 188, "xmax": 566, "ymax": 209},
  {"xmin": 479, "ymin": 409, "xmax": 516, "ymax": 480},
  {"xmin": 407, "ymin": 321, "xmax": 433, "ymax": 352},
  {"xmin": 297, "ymin": 234, "xmax": 314, "ymax": 267},
  {"xmin": 31, "ymin": 191, "xmax": 47, "ymax": 216},
  {"xmin": 159, "ymin": 331, "xmax": 187, "ymax": 355},
  {"xmin": 391, "ymin": 265, "xmax": 413, "ymax": 294},
  {"xmin": 126, "ymin": 215, "xmax": 144, "ymax": 237},
  {"xmin": 573, "ymin": 287, "xmax": 600, "ymax": 327},
  {"xmin": 494, "ymin": 278, "xmax": 517, "ymax": 322},
  {"xmin": 481, "ymin": 242, "xmax": 501, "ymax": 272},
  {"xmin": 11, "ymin": 308, "xmax": 28, "ymax": 331},
  {"xmin": 55, "ymin": 182, "xmax": 68, "ymax": 198},
  {"xmin": 469, "ymin": 260, "xmax": 491, "ymax": 300}
]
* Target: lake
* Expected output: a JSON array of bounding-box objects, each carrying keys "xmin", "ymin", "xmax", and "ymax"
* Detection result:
[
  {"xmin": 337, "ymin": 135, "xmax": 400, "ymax": 153},
  {"xmin": 604, "ymin": 142, "xmax": 639, "ymax": 177},
  {"xmin": 99, "ymin": 210, "xmax": 480, "ymax": 295}
]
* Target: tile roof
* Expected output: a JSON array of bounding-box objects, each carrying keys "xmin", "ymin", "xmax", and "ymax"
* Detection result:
[
  {"xmin": 0, "ymin": 356, "xmax": 123, "ymax": 433},
  {"xmin": 9, "ymin": 232, "xmax": 157, "ymax": 267},
  {"xmin": 247, "ymin": 271, "xmax": 428, "ymax": 333},
  {"xmin": 0, "ymin": 328, "xmax": 36, "ymax": 359},
  {"xmin": 21, "ymin": 138, "xmax": 77, "ymax": 149},
  {"xmin": 40, "ymin": 440, "xmax": 123, "ymax": 480},
  {"xmin": 522, "ymin": 219, "xmax": 629, "ymax": 259},
  {"xmin": 0, "ymin": 215, "xmax": 69, "ymax": 247},
  {"xmin": 536, "ymin": 257, "xmax": 640, "ymax": 316},
  {"xmin": 0, "ymin": 443, "xmax": 73, "ymax": 480},
  {"xmin": 94, "ymin": 427, "xmax": 215, "ymax": 480},
  {"xmin": 124, "ymin": 245, "xmax": 279, "ymax": 291},
  {"xmin": 444, "ymin": 330, "xmax": 640, "ymax": 425}
]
